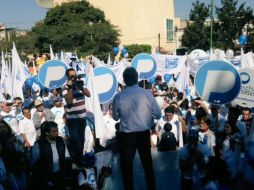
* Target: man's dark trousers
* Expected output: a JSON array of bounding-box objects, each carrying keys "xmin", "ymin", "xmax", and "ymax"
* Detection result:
[
  {"xmin": 117, "ymin": 130, "xmax": 155, "ymax": 190},
  {"xmin": 66, "ymin": 118, "xmax": 86, "ymax": 164}
]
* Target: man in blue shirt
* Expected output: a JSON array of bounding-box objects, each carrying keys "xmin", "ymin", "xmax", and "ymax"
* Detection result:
[{"xmin": 112, "ymin": 67, "xmax": 161, "ymax": 190}]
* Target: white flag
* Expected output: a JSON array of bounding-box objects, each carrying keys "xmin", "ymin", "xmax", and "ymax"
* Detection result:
[
  {"xmin": 11, "ymin": 43, "xmax": 27, "ymax": 100},
  {"xmin": 0, "ymin": 51, "xmax": 8, "ymax": 101},
  {"xmin": 175, "ymin": 62, "xmax": 191, "ymax": 96},
  {"xmin": 32, "ymin": 61, "xmax": 37, "ymax": 76},
  {"xmin": 85, "ymin": 63, "xmax": 106, "ymax": 139},
  {"xmin": 107, "ymin": 53, "xmax": 111, "ymax": 65},
  {"xmin": 50, "ymin": 44, "xmax": 55, "ymax": 60}
]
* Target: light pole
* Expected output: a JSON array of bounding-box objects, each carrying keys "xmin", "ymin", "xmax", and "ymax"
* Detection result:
[
  {"xmin": 210, "ymin": 0, "xmax": 214, "ymax": 51},
  {"xmin": 89, "ymin": 21, "xmax": 93, "ymax": 40}
]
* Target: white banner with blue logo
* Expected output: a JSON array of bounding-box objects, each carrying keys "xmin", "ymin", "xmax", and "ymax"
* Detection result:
[
  {"xmin": 195, "ymin": 60, "xmax": 241, "ymax": 105},
  {"xmin": 230, "ymin": 56, "xmax": 241, "ymax": 68},
  {"xmin": 234, "ymin": 68, "xmax": 254, "ymax": 108},
  {"xmin": 241, "ymin": 52, "xmax": 254, "ymax": 69},
  {"xmin": 152, "ymin": 54, "xmax": 186, "ymax": 76},
  {"xmin": 92, "ymin": 55, "xmax": 130, "ymax": 84}
]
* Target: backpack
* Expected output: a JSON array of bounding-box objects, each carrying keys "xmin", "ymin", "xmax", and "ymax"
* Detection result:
[{"xmin": 158, "ymin": 132, "xmax": 177, "ymax": 151}]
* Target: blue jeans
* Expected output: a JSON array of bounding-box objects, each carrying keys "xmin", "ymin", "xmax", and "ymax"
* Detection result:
[{"xmin": 66, "ymin": 118, "xmax": 86, "ymax": 164}]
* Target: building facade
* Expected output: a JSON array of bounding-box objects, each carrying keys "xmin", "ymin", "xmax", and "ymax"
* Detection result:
[{"xmin": 46, "ymin": 0, "xmax": 180, "ymax": 53}]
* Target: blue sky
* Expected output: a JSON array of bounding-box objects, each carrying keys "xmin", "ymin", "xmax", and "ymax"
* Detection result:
[{"xmin": 0, "ymin": 0, "xmax": 253, "ymax": 29}]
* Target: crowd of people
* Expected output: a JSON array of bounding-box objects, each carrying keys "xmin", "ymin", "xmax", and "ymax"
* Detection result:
[
  {"xmin": 0, "ymin": 56, "xmax": 253, "ymax": 190},
  {"xmin": 148, "ymin": 75, "xmax": 254, "ymax": 190}
]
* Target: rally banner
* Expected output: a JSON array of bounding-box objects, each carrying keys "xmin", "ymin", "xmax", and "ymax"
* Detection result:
[
  {"xmin": 152, "ymin": 54, "xmax": 187, "ymax": 76},
  {"xmin": 92, "ymin": 56, "xmax": 130, "ymax": 84},
  {"xmin": 241, "ymin": 52, "xmax": 254, "ymax": 69},
  {"xmin": 234, "ymin": 68, "xmax": 254, "ymax": 108}
]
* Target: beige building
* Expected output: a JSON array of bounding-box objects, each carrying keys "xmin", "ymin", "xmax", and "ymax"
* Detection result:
[{"xmin": 50, "ymin": 0, "xmax": 180, "ymax": 53}]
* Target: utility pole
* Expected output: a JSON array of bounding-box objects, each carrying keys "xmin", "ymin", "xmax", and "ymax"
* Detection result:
[{"xmin": 210, "ymin": 0, "xmax": 214, "ymax": 51}]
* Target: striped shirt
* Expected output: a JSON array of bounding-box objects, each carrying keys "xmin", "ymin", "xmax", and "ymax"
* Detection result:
[{"xmin": 62, "ymin": 85, "xmax": 86, "ymax": 119}]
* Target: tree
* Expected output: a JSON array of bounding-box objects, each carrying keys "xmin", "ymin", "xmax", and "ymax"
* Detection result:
[
  {"xmin": 181, "ymin": 1, "xmax": 210, "ymax": 51},
  {"xmin": 30, "ymin": 1, "xmax": 120, "ymax": 60},
  {"xmin": 124, "ymin": 44, "xmax": 151, "ymax": 59},
  {"xmin": 215, "ymin": 0, "xmax": 254, "ymax": 50}
]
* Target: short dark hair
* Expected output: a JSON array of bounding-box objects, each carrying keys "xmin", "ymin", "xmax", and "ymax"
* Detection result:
[
  {"xmin": 13, "ymin": 97, "xmax": 22, "ymax": 101},
  {"xmin": 164, "ymin": 106, "xmax": 175, "ymax": 114},
  {"xmin": 41, "ymin": 121, "xmax": 58, "ymax": 136},
  {"xmin": 65, "ymin": 68, "xmax": 76, "ymax": 77},
  {"xmin": 242, "ymin": 107, "xmax": 251, "ymax": 113},
  {"xmin": 201, "ymin": 117, "xmax": 211, "ymax": 126},
  {"xmin": 173, "ymin": 88, "xmax": 179, "ymax": 93},
  {"xmin": 22, "ymin": 107, "xmax": 30, "ymax": 114},
  {"xmin": 123, "ymin": 67, "xmax": 138, "ymax": 86},
  {"xmin": 164, "ymin": 123, "xmax": 172, "ymax": 132},
  {"xmin": 177, "ymin": 92, "xmax": 183, "ymax": 101}
]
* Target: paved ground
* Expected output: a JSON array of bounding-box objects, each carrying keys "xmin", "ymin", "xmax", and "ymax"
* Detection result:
[{"xmin": 103, "ymin": 149, "xmax": 180, "ymax": 190}]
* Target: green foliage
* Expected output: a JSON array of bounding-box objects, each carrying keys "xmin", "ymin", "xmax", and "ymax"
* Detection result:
[
  {"xmin": 0, "ymin": 38, "xmax": 12, "ymax": 52},
  {"xmin": 124, "ymin": 44, "xmax": 151, "ymax": 58},
  {"xmin": 182, "ymin": 0, "xmax": 254, "ymax": 51},
  {"xmin": 215, "ymin": 0, "xmax": 254, "ymax": 50},
  {"xmin": 181, "ymin": 1, "xmax": 211, "ymax": 51},
  {"xmin": 27, "ymin": 1, "xmax": 120, "ymax": 60}
]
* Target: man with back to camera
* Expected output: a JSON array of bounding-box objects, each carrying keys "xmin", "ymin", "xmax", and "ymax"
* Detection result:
[
  {"xmin": 62, "ymin": 68, "xmax": 90, "ymax": 167},
  {"xmin": 112, "ymin": 67, "xmax": 161, "ymax": 190}
]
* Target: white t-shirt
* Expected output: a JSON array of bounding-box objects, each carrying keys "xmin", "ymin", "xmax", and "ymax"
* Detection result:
[
  {"xmin": 199, "ymin": 130, "xmax": 216, "ymax": 156},
  {"xmin": 103, "ymin": 113, "xmax": 116, "ymax": 140},
  {"xmin": 156, "ymin": 114, "xmax": 183, "ymax": 147},
  {"xmin": 51, "ymin": 106, "xmax": 66, "ymax": 137},
  {"xmin": 19, "ymin": 117, "xmax": 37, "ymax": 146},
  {"xmin": 0, "ymin": 111, "xmax": 20, "ymax": 135}
]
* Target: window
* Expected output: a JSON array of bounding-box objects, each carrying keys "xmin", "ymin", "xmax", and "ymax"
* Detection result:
[{"xmin": 166, "ymin": 19, "xmax": 174, "ymax": 42}]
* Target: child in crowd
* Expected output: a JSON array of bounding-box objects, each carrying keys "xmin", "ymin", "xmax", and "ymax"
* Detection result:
[{"xmin": 157, "ymin": 123, "xmax": 177, "ymax": 151}]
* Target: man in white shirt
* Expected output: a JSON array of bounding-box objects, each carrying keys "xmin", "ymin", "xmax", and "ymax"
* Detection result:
[
  {"xmin": 156, "ymin": 105, "xmax": 184, "ymax": 147},
  {"xmin": 19, "ymin": 107, "xmax": 37, "ymax": 148},
  {"xmin": 199, "ymin": 117, "xmax": 216, "ymax": 157},
  {"xmin": 0, "ymin": 101, "xmax": 20, "ymax": 136},
  {"xmin": 50, "ymin": 97, "xmax": 66, "ymax": 138}
]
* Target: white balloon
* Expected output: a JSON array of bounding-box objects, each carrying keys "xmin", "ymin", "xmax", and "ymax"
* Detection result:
[
  {"xmin": 226, "ymin": 49, "xmax": 234, "ymax": 60},
  {"xmin": 187, "ymin": 54, "xmax": 197, "ymax": 61}
]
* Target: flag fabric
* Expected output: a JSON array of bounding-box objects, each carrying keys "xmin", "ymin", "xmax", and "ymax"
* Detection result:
[
  {"xmin": 241, "ymin": 51, "xmax": 254, "ymax": 68},
  {"xmin": 32, "ymin": 61, "xmax": 37, "ymax": 76},
  {"xmin": 50, "ymin": 44, "xmax": 55, "ymax": 60},
  {"xmin": 175, "ymin": 62, "xmax": 191, "ymax": 96},
  {"xmin": 0, "ymin": 51, "xmax": 8, "ymax": 101},
  {"xmin": 152, "ymin": 54, "xmax": 187, "ymax": 76},
  {"xmin": 92, "ymin": 56, "xmax": 130, "ymax": 84},
  {"xmin": 1, "ymin": 51, "xmax": 12, "ymax": 98},
  {"xmin": 107, "ymin": 53, "xmax": 111, "ymax": 65},
  {"xmin": 210, "ymin": 49, "xmax": 228, "ymax": 62},
  {"xmin": 24, "ymin": 61, "xmax": 32, "ymax": 78},
  {"xmin": 85, "ymin": 63, "xmax": 106, "ymax": 139},
  {"xmin": 11, "ymin": 43, "xmax": 27, "ymax": 100}
]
